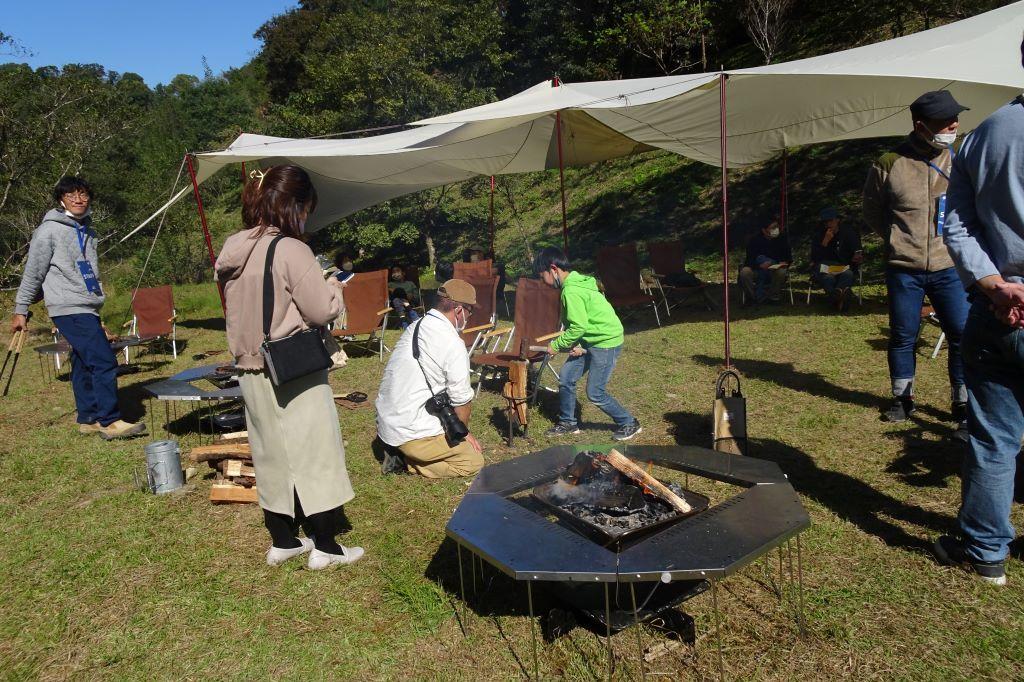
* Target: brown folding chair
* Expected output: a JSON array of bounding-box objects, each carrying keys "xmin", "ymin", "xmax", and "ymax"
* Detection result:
[
  {"xmin": 647, "ymin": 239, "xmax": 717, "ymax": 314},
  {"xmin": 460, "ymin": 274, "xmax": 500, "ymax": 354},
  {"xmin": 330, "ymin": 269, "xmax": 391, "ymax": 362},
  {"xmin": 123, "ymin": 285, "xmax": 178, "ymax": 361},
  {"xmin": 471, "ymin": 277, "xmax": 562, "ymax": 400},
  {"xmin": 596, "ymin": 243, "xmax": 661, "ymax": 327},
  {"xmin": 454, "ymin": 259, "xmax": 494, "ymax": 279}
]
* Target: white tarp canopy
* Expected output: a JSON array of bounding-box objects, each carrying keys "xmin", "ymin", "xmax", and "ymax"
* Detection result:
[{"xmin": 124, "ymin": 1, "xmax": 1024, "ymax": 239}]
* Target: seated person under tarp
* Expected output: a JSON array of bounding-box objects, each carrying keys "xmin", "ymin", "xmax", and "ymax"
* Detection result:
[
  {"xmin": 809, "ymin": 207, "xmax": 863, "ymax": 311},
  {"xmin": 739, "ymin": 216, "xmax": 792, "ymax": 304},
  {"xmin": 389, "ymin": 265, "xmax": 420, "ymax": 328}
]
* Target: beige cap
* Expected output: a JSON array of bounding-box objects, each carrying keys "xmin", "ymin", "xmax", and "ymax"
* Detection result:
[{"xmin": 437, "ymin": 279, "xmax": 477, "ymax": 306}]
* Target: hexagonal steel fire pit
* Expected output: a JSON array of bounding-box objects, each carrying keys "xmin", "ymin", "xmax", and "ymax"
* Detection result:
[{"xmin": 444, "ymin": 444, "xmax": 811, "ymax": 679}]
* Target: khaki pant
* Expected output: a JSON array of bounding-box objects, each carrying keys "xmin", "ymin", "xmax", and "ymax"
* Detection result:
[{"xmin": 398, "ymin": 433, "xmax": 484, "ymax": 479}]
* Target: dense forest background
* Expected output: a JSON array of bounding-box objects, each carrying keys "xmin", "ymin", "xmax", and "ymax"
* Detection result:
[{"xmin": 0, "ymin": 0, "xmax": 1012, "ymax": 290}]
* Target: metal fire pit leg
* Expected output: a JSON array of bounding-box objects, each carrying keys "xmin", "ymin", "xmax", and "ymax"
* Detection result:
[
  {"xmin": 630, "ymin": 583, "xmax": 647, "ymax": 681},
  {"xmin": 164, "ymin": 401, "xmax": 170, "ymax": 436},
  {"xmin": 796, "ymin": 534, "xmax": 806, "ymax": 637},
  {"xmin": 471, "ymin": 548, "xmax": 478, "ymax": 597},
  {"xmin": 787, "ymin": 539, "xmax": 795, "ymax": 590},
  {"xmin": 527, "ymin": 581, "xmax": 539, "ymax": 681},
  {"xmin": 711, "ymin": 579, "xmax": 726, "ymax": 681},
  {"xmin": 456, "ymin": 542, "xmax": 469, "ymax": 634},
  {"xmin": 604, "ymin": 582, "xmax": 613, "ymax": 682},
  {"xmin": 777, "ymin": 547, "xmax": 785, "ymax": 603}
]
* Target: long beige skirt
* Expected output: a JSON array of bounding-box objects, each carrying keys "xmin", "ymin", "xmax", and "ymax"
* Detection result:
[{"xmin": 238, "ymin": 369, "xmax": 355, "ymax": 516}]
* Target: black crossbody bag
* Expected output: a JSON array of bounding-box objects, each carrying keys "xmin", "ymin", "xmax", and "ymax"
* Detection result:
[{"xmin": 259, "ymin": 236, "xmax": 333, "ymax": 386}]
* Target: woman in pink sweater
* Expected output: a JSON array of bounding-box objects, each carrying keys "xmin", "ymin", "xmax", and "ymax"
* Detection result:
[{"xmin": 216, "ymin": 165, "xmax": 363, "ymax": 570}]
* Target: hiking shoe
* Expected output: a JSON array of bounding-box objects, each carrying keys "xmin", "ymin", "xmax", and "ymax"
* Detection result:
[
  {"xmin": 546, "ymin": 422, "xmax": 581, "ymax": 437},
  {"xmin": 612, "ymin": 421, "xmax": 643, "ymax": 441},
  {"xmin": 266, "ymin": 537, "xmax": 314, "ymax": 567},
  {"xmin": 78, "ymin": 422, "xmax": 101, "ymax": 435},
  {"xmin": 953, "ymin": 420, "xmax": 969, "ymax": 443},
  {"xmin": 882, "ymin": 399, "xmax": 916, "ymax": 423},
  {"xmin": 308, "ymin": 545, "xmax": 365, "ymax": 570},
  {"xmin": 932, "ymin": 535, "xmax": 1006, "ymax": 586},
  {"xmin": 98, "ymin": 420, "xmax": 147, "ymax": 440},
  {"xmin": 381, "ymin": 449, "xmax": 408, "ymax": 475}
]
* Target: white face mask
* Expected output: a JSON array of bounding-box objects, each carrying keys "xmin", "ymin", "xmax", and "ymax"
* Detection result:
[
  {"xmin": 767, "ymin": 227, "xmax": 781, "ymax": 238},
  {"xmin": 932, "ymin": 132, "xmax": 957, "ymax": 147},
  {"xmin": 341, "ymin": 262, "xmax": 353, "ymax": 271},
  {"xmin": 455, "ymin": 307, "xmax": 468, "ymax": 332}
]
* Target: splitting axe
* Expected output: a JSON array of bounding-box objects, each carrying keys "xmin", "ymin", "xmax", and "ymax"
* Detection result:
[{"xmin": 2, "ymin": 311, "xmax": 32, "ymax": 397}]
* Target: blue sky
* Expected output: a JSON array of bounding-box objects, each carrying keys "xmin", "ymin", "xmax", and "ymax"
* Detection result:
[{"xmin": 2, "ymin": 1, "xmax": 298, "ymax": 86}]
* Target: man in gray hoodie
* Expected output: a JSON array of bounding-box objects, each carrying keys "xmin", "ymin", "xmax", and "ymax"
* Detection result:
[{"xmin": 10, "ymin": 176, "xmax": 145, "ymax": 439}]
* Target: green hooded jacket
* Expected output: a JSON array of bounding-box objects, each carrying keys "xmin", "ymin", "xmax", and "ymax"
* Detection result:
[{"xmin": 551, "ymin": 271, "xmax": 624, "ymax": 351}]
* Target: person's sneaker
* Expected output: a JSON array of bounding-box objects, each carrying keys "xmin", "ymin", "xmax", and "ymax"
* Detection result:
[
  {"xmin": 266, "ymin": 537, "xmax": 314, "ymax": 567},
  {"xmin": 381, "ymin": 449, "xmax": 408, "ymax": 475},
  {"xmin": 545, "ymin": 422, "xmax": 581, "ymax": 437},
  {"xmin": 98, "ymin": 420, "xmax": 147, "ymax": 440},
  {"xmin": 953, "ymin": 420, "xmax": 969, "ymax": 443},
  {"xmin": 951, "ymin": 402, "xmax": 968, "ymax": 423},
  {"xmin": 78, "ymin": 422, "xmax": 101, "ymax": 435},
  {"xmin": 308, "ymin": 545, "xmax": 365, "ymax": 570},
  {"xmin": 612, "ymin": 421, "xmax": 643, "ymax": 441},
  {"xmin": 882, "ymin": 398, "xmax": 916, "ymax": 423},
  {"xmin": 932, "ymin": 535, "xmax": 1006, "ymax": 586}
]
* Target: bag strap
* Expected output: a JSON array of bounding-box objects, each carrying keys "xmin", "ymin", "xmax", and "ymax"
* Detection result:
[
  {"xmin": 262, "ymin": 236, "xmax": 286, "ymax": 340},
  {"xmin": 411, "ymin": 316, "xmax": 439, "ymax": 397},
  {"xmin": 715, "ymin": 369, "xmax": 742, "ymax": 399}
]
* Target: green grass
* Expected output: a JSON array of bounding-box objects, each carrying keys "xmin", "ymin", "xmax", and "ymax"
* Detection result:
[{"xmin": 1, "ymin": 281, "xmax": 1023, "ymax": 680}]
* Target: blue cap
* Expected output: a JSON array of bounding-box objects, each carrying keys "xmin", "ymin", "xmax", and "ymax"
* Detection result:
[{"xmin": 819, "ymin": 207, "xmax": 839, "ymax": 221}]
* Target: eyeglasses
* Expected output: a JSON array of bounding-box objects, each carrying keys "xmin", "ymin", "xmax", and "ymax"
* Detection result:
[{"xmin": 63, "ymin": 191, "xmax": 90, "ymax": 201}]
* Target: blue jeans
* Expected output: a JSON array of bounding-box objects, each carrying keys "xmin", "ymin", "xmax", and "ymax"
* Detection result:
[
  {"xmin": 958, "ymin": 300, "xmax": 1024, "ymax": 563},
  {"xmin": 558, "ymin": 345, "xmax": 635, "ymax": 428},
  {"xmin": 812, "ymin": 268, "xmax": 855, "ymax": 298},
  {"xmin": 52, "ymin": 313, "xmax": 121, "ymax": 426},
  {"xmin": 885, "ymin": 266, "xmax": 969, "ymax": 397}
]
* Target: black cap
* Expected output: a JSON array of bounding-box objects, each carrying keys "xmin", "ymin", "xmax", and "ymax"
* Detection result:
[{"xmin": 909, "ymin": 90, "xmax": 969, "ymax": 121}]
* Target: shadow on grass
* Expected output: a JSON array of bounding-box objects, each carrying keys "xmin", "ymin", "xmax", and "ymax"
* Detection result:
[
  {"xmin": 664, "ymin": 410, "xmax": 956, "ymax": 552},
  {"xmin": 689, "ymin": 354, "xmax": 950, "ymax": 423},
  {"xmin": 884, "ymin": 421, "xmax": 965, "ymax": 489}
]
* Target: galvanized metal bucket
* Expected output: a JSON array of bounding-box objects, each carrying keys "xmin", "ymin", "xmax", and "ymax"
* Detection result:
[{"xmin": 144, "ymin": 440, "xmax": 183, "ymax": 494}]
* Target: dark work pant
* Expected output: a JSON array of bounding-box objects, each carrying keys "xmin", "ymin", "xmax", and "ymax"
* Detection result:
[
  {"xmin": 885, "ymin": 266, "xmax": 969, "ymax": 399},
  {"xmin": 51, "ymin": 313, "xmax": 121, "ymax": 426},
  {"xmin": 263, "ymin": 489, "xmax": 346, "ymax": 554}
]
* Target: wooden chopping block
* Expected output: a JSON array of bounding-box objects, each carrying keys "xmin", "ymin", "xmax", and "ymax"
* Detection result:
[
  {"xmin": 502, "ymin": 358, "xmax": 529, "ymax": 425},
  {"xmin": 210, "ymin": 482, "xmax": 258, "ymax": 504},
  {"xmin": 601, "ymin": 449, "xmax": 692, "ymax": 514}
]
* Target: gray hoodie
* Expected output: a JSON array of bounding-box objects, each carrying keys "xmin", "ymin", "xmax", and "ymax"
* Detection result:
[{"xmin": 14, "ymin": 208, "xmax": 105, "ymax": 317}]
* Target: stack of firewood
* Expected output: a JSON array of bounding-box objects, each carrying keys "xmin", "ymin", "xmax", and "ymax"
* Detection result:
[{"xmin": 189, "ymin": 431, "xmax": 258, "ymax": 503}]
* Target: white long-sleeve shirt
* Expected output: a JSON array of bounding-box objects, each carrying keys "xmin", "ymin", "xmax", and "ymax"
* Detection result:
[{"xmin": 375, "ymin": 310, "xmax": 474, "ymax": 446}]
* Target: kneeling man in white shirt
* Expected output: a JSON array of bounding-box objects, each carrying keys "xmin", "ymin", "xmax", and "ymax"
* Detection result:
[{"xmin": 375, "ymin": 279, "xmax": 484, "ymax": 478}]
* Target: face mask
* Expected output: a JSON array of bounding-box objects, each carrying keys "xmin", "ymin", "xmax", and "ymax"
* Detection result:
[
  {"xmin": 455, "ymin": 308, "xmax": 468, "ymax": 332},
  {"xmin": 342, "ymin": 262, "xmax": 353, "ymax": 271},
  {"xmin": 767, "ymin": 228, "xmax": 780, "ymax": 238},
  {"xmin": 932, "ymin": 132, "xmax": 957, "ymax": 146},
  {"xmin": 391, "ymin": 273, "xmax": 402, "ymax": 281},
  {"xmin": 469, "ymin": 254, "xmax": 480, "ymax": 262}
]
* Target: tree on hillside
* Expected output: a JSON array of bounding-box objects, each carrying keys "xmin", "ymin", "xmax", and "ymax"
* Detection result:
[{"xmin": 742, "ymin": 0, "xmax": 795, "ymax": 64}]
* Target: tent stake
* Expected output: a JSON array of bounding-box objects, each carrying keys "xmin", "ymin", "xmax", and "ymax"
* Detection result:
[
  {"xmin": 719, "ymin": 73, "xmax": 731, "ymax": 368},
  {"xmin": 185, "ymin": 153, "xmax": 225, "ymax": 313}
]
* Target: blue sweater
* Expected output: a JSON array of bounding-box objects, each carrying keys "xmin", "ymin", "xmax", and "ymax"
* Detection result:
[{"xmin": 944, "ymin": 97, "xmax": 1024, "ymax": 288}]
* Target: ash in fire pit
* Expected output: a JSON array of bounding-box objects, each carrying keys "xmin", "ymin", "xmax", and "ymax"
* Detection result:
[{"xmin": 532, "ymin": 450, "xmax": 710, "ymax": 548}]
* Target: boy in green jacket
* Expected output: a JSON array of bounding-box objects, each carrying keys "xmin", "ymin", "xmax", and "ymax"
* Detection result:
[{"xmin": 535, "ymin": 247, "xmax": 641, "ymax": 441}]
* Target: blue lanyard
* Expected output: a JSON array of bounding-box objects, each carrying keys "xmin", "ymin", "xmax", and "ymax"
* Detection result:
[
  {"xmin": 72, "ymin": 222, "xmax": 89, "ymax": 259},
  {"xmin": 927, "ymin": 161, "xmax": 950, "ymax": 181}
]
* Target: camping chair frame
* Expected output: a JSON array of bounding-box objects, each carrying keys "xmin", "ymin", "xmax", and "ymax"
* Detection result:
[
  {"xmin": 646, "ymin": 240, "xmax": 717, "ymax": 314},
  {"xmin": 122, "ymin": 285, "xmax": 179, "ymax": 362},
  {"xmin": 805, "ymin": 267, "xmax": 863, "ymax": 305},
  {"xmin": 330, "ymin": 269, "xmax": 392, "ymax": 362},
  {"xmin": 916, "ymin": 307, "xmax": 946, "ymax": 359},
  {"xmin": 460, "ymin": 274, "xmax": 501, "ymax": 357},
  {"xmin": 596, "ymin": 243, "xmax": 662, "ymax": 327}
]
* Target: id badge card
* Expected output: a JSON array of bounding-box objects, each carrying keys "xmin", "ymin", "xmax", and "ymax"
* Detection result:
[
  {"xmin": 76, "ymin": 259, "xmax": 103, "ymax": 295},
  {"xmin": 936, "ymin": 193, "xmax": 947, "ymax": 236}
]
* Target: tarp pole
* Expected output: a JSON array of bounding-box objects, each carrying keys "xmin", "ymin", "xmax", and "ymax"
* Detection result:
[
  {"xmin": 242, "ymin": 161, "xmax": 247, "ymax": 185},
  {"xmin": 780, "ymin": 149, "xmax": 788, "ymax": 229},
  {"xmin": 488, "ymin": 175, "xmax": 495, "ymax": 256},
  {"xmin": 553, "ymin": 76, "xmax": 569, "ymax": 253},
  {"xmin": 719, "ymin": 73, "xmax": 731, "ymax": 369},
  {"xmin": 185, "ymin": 153, "xmax": 226, "ymax": 313}
]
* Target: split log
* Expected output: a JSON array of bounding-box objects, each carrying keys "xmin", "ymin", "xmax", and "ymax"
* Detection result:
[
  {"xmin": 189, "ymin": 443, "xmax": 252, "ymax": 463},
  {"xmin": 217, "ymin": 430, "xmax": 248, "ymax": 442},
  {"xmin": 210, "ymin": 483, "xmax": 258, "ymax": 504},
  {"xmin": 501, "ymin": 359, "xmax": 529, "ymax": 425},
  {"xmin": 601, "ymin": 449, "xmax": 692, "ymax": 514}
]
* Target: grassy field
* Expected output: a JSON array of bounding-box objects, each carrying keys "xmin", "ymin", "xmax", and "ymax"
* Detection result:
[{"xmin": 1, "ymin": 279, "xmax": 1022, "ymax": 681}]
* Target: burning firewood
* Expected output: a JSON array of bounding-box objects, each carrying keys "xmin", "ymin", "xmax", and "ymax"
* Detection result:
[{"xmin": 599, "ymin": 449, "xmax": 692, "ymax": 514}]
